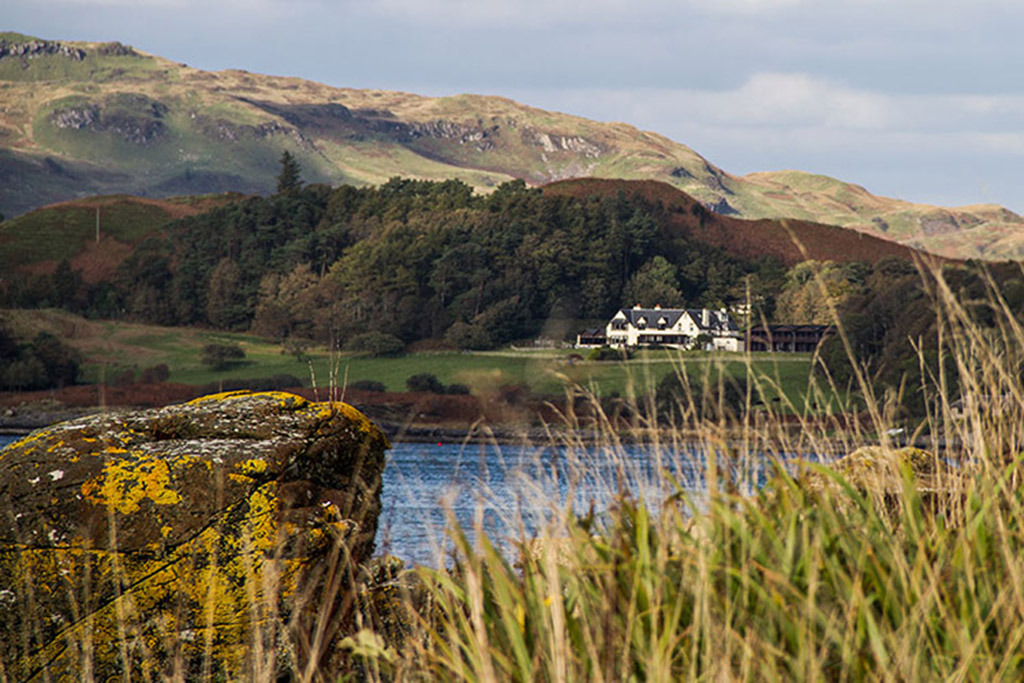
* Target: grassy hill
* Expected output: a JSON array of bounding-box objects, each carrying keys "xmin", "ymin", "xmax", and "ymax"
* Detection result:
[
  {"xmin": 1, "ymin": 32, "xmax": 1022, "ymax": 259},
  {"xmin": 0, "ymin": 193, "xmax": 241, "ymax": 280}
]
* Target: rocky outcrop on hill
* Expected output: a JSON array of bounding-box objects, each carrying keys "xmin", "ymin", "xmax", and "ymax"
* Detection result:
[
  {"xmin": 0, "ymin": 390, "xmax": 389, "ymax": 680},
  {"xmin": 0, "ymin": 39, "xmax": 85, "ymax": 61},
  {"xmin": 520, "ymin": 127, "xmax": 606, "ymax": 158},
  {"xmin": 51, "ymin": 94, "xmax": 169, "ymax": 145}
]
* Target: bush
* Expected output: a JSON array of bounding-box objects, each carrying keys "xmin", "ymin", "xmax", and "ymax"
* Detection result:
[
  {"xmin": 0, "ymin": 331, "xmax": 81, "ymax": 390},
  {"xmin": 445, "ymin": 383, "xmax": 470, "ymax": 395},
  {"xmin": 282, "ymin": 338, "xmax": 311, "ymax": 361},
  {"xmin": 586, "ymin": 346, "xmax": 633, "ymax": 362},
  {"xmin": 349, "ymin": 379, "xmax": 386, "ymax": 392},
  {"xmin": 139, "ymin": 363, "xmax": 170, "ymax": 384},
  {"xmin": 200, "ymin": 343, "xmax": 246, "ymax": 371},
  {"xmin": 344, "ymin": 332, "xmax": 405, "ymax": 357},
  {"xmin": 444, "ymin": 321, "xmax": 493, "ymax": 350},
  {"xmin": 0, "ymin": 355, "xmax": 47, "ymax": 391},
  {"xmin": 110, "ymin": 368, "xmax": 136, "ymax": 387},
  {"xmin": 406, "ymin": 373, "xmax": 446, "ymax": 394}
]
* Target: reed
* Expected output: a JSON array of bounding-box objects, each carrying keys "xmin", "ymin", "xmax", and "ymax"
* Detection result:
[
  {"xmin": 6, "ymin": 260, "xmax": 1024, "ymax": 680},
  {"xmin": 383, "ymin": 260, "xmax": 1024, "ymax": 681}
]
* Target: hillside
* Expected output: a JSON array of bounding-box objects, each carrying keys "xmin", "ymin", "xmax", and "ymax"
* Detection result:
[
  {"xmin": 0, "ymin": 193, "xmax": 242, "ymax": 281},
  {"xmin": 1, "ymin": 32, "xmax": 1022, "ymax": 259},
  {"xmin": 544, "ymin": 179, "xmax": 925, "ymax": 267}
]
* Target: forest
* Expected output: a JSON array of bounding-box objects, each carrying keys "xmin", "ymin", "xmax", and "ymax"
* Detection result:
[
  {"xmin": 4, "ymin": 177, "xmax": 779, "ymax": 347},
  {"xmin": 4, "ymin": 172, "xmax": 1024, "ymax": 416}
]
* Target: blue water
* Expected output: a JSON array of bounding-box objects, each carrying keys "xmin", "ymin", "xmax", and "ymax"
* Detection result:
[{"xmin": 0, "ymin": 434, "xmax": 795, "ymax": 568}]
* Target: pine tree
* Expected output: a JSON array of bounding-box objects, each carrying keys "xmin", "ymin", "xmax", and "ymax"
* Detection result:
[
  {"xmin": 276, "ymin": 151, "xmax": 303, "ymax": 194},
  {"xmin": 52, "ymin": 258, "xmax": 82, "ymax": 309}
]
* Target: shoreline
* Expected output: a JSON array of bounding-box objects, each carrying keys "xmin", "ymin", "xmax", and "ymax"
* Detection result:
[
  {"xmin": 0, "ymin": 391, "xmax": 925, "ymax": 453},
  {"xmin": 0, "ymin": 410, "xmax": 889, "ymax": 454}
]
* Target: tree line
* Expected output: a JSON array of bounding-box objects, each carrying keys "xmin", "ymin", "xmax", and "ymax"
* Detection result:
[
  {"xmin": 4, "ymin": 177, "xmax": 782, "ymax": 351},
  {"xmin": 5, "ymin": 170, "xmax": 1024, "ymax": 409}
]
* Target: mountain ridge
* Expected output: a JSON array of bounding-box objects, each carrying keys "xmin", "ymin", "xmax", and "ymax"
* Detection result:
[{"xmin": 1, "ymin": 32, "xmax": 1022, "ymax": 260}]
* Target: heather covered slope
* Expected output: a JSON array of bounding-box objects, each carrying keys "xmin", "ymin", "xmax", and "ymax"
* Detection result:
[
  {"xmin": 741, "ymin": 170, "xmax": 1024, "ymax": 259},
  {"xmin": 1, "ymin": 32, "xmax": 1022, "ymax": 259},
  {"xmin": 0, "ymin": 193, "xmax": 242, "ymax": 282},
  {"xmin": 544, "ymin": 179, "xmax": 925, "ymax": 267}
]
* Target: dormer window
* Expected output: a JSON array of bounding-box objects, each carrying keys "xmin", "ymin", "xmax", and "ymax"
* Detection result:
[
  {"xmin": 658, "ymin": 316, "xmax": 668, "ymax": 329},
  {"xmin": 637, "ymin": 317, "xmax": 647, "ymax": 329}
]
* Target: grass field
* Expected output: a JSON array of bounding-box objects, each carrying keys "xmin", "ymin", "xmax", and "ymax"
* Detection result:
[{"xmin": 1, "ymin": 309, "xmax": 828, "ymax": 410}]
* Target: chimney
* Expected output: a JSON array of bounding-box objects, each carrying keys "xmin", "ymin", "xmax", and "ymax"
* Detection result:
[
  {"xmin": 654, "ymin": 303, "xmax": 661, "ymax": 310},
  {"xmin": 633, "ymin": 303, "xmax": 642, "ymax": 309},
  {"xmin": 701, "ymin": 308, "xmax": 710, "ymax": 327}
]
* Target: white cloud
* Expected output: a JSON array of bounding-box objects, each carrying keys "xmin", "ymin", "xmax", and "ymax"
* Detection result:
[
  {"xmin": 509, "ymin": 74, "xmax": 1024, "ymax": 136},
  {"xmin": 500, "ymin": 75, "xmax": 1024, "ymax": 207},
  {"xmin": 705, "ymin": 73, "xmax": 891, "ymax": 129}
]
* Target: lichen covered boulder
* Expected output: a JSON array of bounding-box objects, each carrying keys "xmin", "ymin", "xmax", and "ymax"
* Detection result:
[
  {"xmin": 795, "ymin": 445, "xmax": 965, "ymax": 519},
  {"xmin": 0, "ymin": 391, "xmax": 389, "ymax": 680},
  {"xmin": 826, "ymin": 446, "xmax": 948, "ymax": 493}
]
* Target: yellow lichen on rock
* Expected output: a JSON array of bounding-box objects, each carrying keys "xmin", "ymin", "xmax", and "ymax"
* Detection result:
[
  {"xmin": 0, "ymin": 390, "xmax": 390, "ymax": 680},
  {"xmin": 81, "ymin": 454, "xmax": 182, "ymax": 514}
]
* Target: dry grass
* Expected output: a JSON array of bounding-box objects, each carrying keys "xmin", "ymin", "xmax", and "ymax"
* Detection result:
[
  {"xmin": 6, "ymin": 260, "xmax": 1024, "ymax": 680},
  {"xmin": 375, "ymin": 260, "xmax": 1024, "ymax": 681}
]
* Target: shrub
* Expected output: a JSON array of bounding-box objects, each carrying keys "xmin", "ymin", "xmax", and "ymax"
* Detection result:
[
  {"xmin": 586, "ymin": 346, "xmax": 633, "ymax": 362},
  {"xmin": 445, "ymin": 383, "xmax": 470, "ymax": 395},
  {"xmin": 110, "ymin": 368, "xmax": 136, "ymax": 387},
  {"xmin": 200, "ymin": 343, "xmax": 246, "ymax": 370},
  {"xmin": 406, "ymin": 373, "xmax": 445, "ymax": 394},
  {"xmin": 282, "ymin": 338, "xmax": 311, "ymax": 361},
  {"xmin": 349, "ymin": 379, "xmax": 386, "ymax": 392},
  {"xmin": 345, "ymin": 332, "xmax": 404, "ymax": 357},
  {"xmin": 139, "ymin": 363, "xmax": 170, "ymax": 384},
  {"xmin": 444, "ymin": 321, "xmax": 493, "ymax": 350}
]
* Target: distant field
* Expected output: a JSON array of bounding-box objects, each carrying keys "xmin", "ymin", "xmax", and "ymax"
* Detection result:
[{"xmin": 1, "ymin": 309, "xmax": 838, "ymax": 411}]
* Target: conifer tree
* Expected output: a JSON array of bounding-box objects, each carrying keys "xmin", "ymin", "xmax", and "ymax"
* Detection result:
[{"xmin": 276, "ymin": 151, "xmax": 303, "ymax": 194}]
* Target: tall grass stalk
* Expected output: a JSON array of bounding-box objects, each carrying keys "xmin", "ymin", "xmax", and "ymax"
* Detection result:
[
  {"xmin": 8, "ymin": 261, "xmax": 1024, "ymax": 679},
  {"xmin": 390, "ymin": 261, "xmax": 1024, "ymax": 681}
]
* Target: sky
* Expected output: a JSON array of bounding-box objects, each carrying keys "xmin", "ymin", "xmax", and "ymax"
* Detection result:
[{"xmin": 7, "ymin": 0, "xmax": 1024, "ymax": 212}]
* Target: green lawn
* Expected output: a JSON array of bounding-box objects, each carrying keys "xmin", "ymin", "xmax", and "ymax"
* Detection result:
[
  {"xmin": 107, "ymin": 339, "xmax": 825, "ymax": 411},
  {"xmin": 129, "ymin": 340, "xmax": 819, "ymax": 407},
  {"xmin": 4, "ymin": 309, "xmax": 837, "ymax": 411}
]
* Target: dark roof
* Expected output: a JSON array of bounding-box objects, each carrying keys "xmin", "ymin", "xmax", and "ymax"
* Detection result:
[
  {"xmin": 616, "ymin": 307, "xmax": 738, "ymax": 332},
  {"xmin": 689, "ymin": 308, "xmax": 740, "ymax": 332},
  {"xmin": 618, "ymin": 307, "xmax": 686, "ymax": 328}
]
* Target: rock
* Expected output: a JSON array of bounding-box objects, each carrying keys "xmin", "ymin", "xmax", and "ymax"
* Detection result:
[
  {"xmin": 0, "ymin": 39, "xmax": 86, "ymax": 62},
  {"xmin": 798, "ymin": 446, "xmax": 965, "ymax": 517},
  {"xmin": 0, "ymin": 390, "xmax": 389, "ymax": 680},
  {"xmin": 920, "ymin": 210, "xmax": 961, "ymax": 236},
  {"xmin": 828, "ymin": 446, "xmax": 947, "ymax": 492}
]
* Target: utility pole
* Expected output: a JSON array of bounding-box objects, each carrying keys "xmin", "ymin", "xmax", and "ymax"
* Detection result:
[{"xmin": 96, "ymin": 206, "xmax": 101, "ymax": 243}]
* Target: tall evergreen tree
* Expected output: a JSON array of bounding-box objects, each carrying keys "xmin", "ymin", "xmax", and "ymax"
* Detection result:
[{"xmin": 276, "ymin": 151, "xmax": 303, "ymax": 194}]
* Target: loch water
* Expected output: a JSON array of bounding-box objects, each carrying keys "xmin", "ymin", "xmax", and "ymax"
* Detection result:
[{"xmin": 0, "ymin": 434, "xmax": 794, "ymax": 567}]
